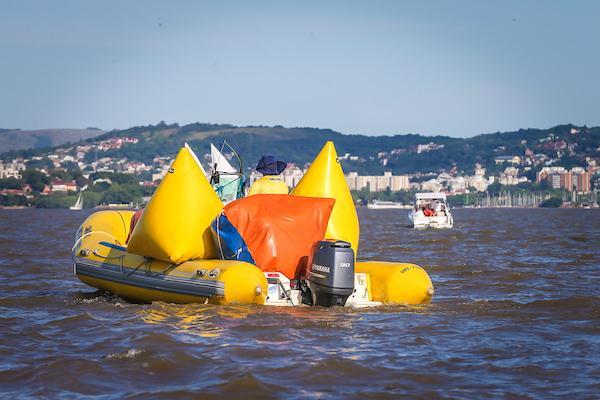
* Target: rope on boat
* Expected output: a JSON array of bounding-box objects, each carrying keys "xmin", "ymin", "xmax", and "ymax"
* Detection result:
[
  {"xmin": 73, "ymin": 230, "xmax": 180, "ymax": 278},
  {"xmin": 160, "ymin": 262, "xmax": 180, "ymax": 275},
  {"xmin": 124, "ymin": 257, "xmax": 151, "ymax": 276},
  {"xmin": 71, "ymin": 231, "xmax": 122, "ymax": 260},
  {"xmin": 215, "ymin": 212, "xmax": 225, "ymax": 260}
]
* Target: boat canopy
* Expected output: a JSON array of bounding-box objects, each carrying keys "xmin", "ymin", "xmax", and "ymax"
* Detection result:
[{"xmin": 415, "ymin": 192, "xmax": 447, "ymax": 201}]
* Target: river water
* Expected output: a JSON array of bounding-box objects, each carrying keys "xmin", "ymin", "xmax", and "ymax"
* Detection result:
[{"xmin": 0, "ymin": 208, "xmax": 598, "ymax": 399}]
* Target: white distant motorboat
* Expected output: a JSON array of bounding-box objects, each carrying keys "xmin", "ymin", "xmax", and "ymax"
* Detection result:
[
  {"xmin": 409, "ymin": 192, "xmax": 454, "ymax": 229},
  {"xmin": 69, "ymin": 192, "xmax": 83, "ymax": 210},
  {"xmin": 94, "ymin": 203, "xmax": 133, "ymax": 209},
  {"xmin": 367, "ymin": 200, "xmax": 407, "ymax": 209}
]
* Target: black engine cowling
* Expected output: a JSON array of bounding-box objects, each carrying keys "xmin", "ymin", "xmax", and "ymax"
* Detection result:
[{"xmin": 305, "ymin": 240, "xmax": 355, "ymax": 307}]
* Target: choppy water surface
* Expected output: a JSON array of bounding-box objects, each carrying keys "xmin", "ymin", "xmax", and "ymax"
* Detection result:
[{"xmin": 1, "ymin": 208, "xmax": 598, "ymax": 399}]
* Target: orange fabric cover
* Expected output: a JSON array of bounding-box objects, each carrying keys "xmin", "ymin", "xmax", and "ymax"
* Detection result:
[
  {"xmin": 222, "ymin": 194, "xmax": 335, "ymax": 278},
  {"xmin": 126, "ymin": 209, "xmax": 144, "ymax": 243}
]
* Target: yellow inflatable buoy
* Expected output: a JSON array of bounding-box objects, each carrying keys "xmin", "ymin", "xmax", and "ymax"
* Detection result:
[
  {"xmin": 291, "ymin": 141, "xmax": 360, "ymax": 256},
  {"xmin": 127, "ymin": 143, "xmax": 223, "ymax": 263},
  {"xmin": 356, "ymin": 261, "xmax": 434, "ymax": 305}
]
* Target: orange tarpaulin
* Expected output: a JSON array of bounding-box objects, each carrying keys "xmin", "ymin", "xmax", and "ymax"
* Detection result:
[
  {"xmin": 126, "ymin": 209, "xmax": 143, "ymax": 243},
  {"xmin": 220, "ymin": 194, "xmax": 335, "ymax": 279}
]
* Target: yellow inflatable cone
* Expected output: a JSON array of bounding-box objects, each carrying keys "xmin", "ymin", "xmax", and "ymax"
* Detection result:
[
  {"xmin": 127, "ymin": 143, "xmax": 223, "ymax": 263},
  {"xmin": 291, "ymin": 141, "xmax": 360, "ymax": 255}
]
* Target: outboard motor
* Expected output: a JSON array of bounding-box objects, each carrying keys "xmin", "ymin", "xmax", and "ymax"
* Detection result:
[{"xmin": 305, "ymin": 240, "xmax": 355, "ymax": 307}]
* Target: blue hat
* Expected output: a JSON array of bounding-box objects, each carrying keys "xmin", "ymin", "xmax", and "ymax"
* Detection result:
[{"xmin": 256, "ymin": 155, "xmax": 287, "ymax": 175}]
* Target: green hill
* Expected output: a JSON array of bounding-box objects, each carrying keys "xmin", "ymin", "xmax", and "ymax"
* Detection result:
[
  {"xmin": 3, "ymin": 122, "xmax": 599, "ymax": 175},
  {"xmin": 0, "ymin": 128, "xmax": 104, "ymax": 152},
  {"xmin": 88, "ymin": 122, "xmax": 600, "ymax": 174},
  {"xmin": 79, "ymin": 122, "xmax": 457, "ymax": 173}
]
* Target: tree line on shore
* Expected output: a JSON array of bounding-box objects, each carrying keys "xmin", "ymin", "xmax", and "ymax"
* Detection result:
[{"xmin": 0, "ymin": 171, "xmax": 151, "ymax": 208}]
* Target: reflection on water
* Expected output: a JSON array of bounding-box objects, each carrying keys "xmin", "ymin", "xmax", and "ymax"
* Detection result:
[
  {"xmin": 0, "ymin": 208, "xmax": 599, "ymax": 398},
  {"xmin": 140, "ymin": 304, "xmax": 226, "ymax": 339}
]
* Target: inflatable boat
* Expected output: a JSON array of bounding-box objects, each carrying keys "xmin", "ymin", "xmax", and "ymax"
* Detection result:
[{"xmin": 72, "ymin": 142, "xmax": 434, "ymax": 307}]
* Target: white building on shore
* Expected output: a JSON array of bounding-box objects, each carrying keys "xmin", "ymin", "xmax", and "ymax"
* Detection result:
[
  {"xmin": 248, "ymin": 168, "xmax": 410, "ymax": 193},
  {"xmin": 346, "ymin": 171, "xmax": 410, "ymax": 192},
  {"xmin": 0, "ymin": 159, "xmax": 26, "ymax": 179},
  {"xmin": 466, "ymin": 163, "xmax": 491, "ymax": 192},
  {"xmin": 498, "ymin": 167, "xmax": 529, "ymax": 186}
]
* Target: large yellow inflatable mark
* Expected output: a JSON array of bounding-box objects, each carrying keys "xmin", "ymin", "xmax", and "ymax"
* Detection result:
[
  {"xmin": 356, "ymin": 261, "xmax": 434, "ymax": 305},
  {"xmin": 127, "ymin": 143, "xmax": 223, "ymax": 263},
  {"xmin": 291, "ymin": 141, "xmax": 360, "ymax": 255}
]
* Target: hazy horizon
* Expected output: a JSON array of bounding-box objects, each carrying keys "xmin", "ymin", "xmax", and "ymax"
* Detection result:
[
  {"xmin": 2, "ymin": 120, "xmax": 594, "ymax": 140},
  {"xmin": 1, "ymin": 1, "xmax": 599, "ymax": 138}
]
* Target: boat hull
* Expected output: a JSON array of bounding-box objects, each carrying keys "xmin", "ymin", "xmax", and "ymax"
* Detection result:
[
  {"xmin": 366, "ymin": 204, "xmax": 404, "ymax": 209},
  {"xmin": 73, "ymin": 210, "xmax": 267, "ymax": 304},
  {"xmin": 409, "ymin": 211, "xmax": 454, "ymax": 229},
  {"xmin": 74, "ymin": 256, "xmax": 267, "ymax": 305}
]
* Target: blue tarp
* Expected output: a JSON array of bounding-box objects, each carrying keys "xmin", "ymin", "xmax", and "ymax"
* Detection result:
[{"xmin": 211, "ymin": 213, "xmax": 255, "ymax": 264}]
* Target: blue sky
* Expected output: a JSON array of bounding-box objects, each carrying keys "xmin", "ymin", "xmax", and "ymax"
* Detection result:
[{"xmin": 1, "ymin": 1, "xmax": 598, "ymax": 137}]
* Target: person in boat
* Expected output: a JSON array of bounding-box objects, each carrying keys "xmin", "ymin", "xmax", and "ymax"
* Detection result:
[
  {"xmin": 248, "ymin": 155, "xmax": 289, "ymax": 195},
  {"xmin": 423, "ymin": 205, "xmax": 435, "ymax": 217},
  {"xmin": 438, "ymin": 204, "xmax": 447, "ymax": 216}
]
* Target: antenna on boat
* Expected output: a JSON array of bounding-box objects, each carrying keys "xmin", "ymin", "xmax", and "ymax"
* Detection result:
[{"xmin": 221, "ymin": 140, "xmax": 243, "ymax": 172}]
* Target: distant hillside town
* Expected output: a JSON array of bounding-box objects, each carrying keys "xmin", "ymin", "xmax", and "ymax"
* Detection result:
[{"xmin": 0, "ymin": 122, "xmax": 598, "ymax": 208}]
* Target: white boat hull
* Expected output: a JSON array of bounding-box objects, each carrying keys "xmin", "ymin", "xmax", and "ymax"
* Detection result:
[
  {"xmin": 367, "ymin": 204, "xmax": 404, "ymax": 209},
  {"xmin": 409, "ymin": 212, "xmax": 453, "ymax": 229},
  {"xmin": 264, "ymin": 272, "xmax": 382, "ymax": 308},
  {"xmin": 366, "ymin": 200, "xmax": 410, "ymax": 209}
]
